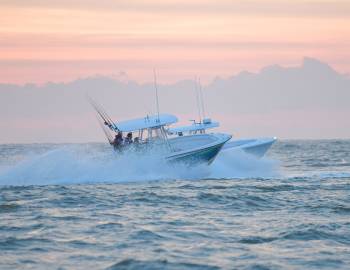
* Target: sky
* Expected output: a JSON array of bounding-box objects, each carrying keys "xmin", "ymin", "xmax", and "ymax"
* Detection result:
[
  {"xmin": 1, "ymin": 0, "xmax": 350, "ymax": 84},
  {"xmin": 0, "ymin": 0, "xmax": 349, "ymax": 142}
]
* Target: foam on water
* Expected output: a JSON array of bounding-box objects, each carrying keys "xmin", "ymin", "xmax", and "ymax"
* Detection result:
[{"xmin": 0, "ymin": 144, "xmax": 278, "ymax": 186}]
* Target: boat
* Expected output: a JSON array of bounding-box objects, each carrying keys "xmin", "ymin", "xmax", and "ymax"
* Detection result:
[
  {"xmin": 89, "ymin": 99, "xmax": 231, "ymax": 165},
  {"xmin": 168, "ymin": 118, "xmax": 276, "ymax": 158}
]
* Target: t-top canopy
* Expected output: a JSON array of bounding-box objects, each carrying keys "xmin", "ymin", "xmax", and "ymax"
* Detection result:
[
  {"xmin": 169, "ymin": 119, "xmax": 219, "ymax": 133},
  {"xmin": 115, "ymin": 114, "xmax": 178, "ymax": 132}
]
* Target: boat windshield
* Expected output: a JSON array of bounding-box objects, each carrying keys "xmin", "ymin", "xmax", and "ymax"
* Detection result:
[{"xmin": 139, "ymin": 126, "xmax": 169, "ymax": 142}]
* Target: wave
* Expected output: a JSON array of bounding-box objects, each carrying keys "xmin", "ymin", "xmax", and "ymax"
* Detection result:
[
  {"xmin": 283, "ymin": 171, "xmax": 350, "ymax": 181},
  {"xmin": 106, "ymin": 259, "xmax": 220, "ymax": 270}
]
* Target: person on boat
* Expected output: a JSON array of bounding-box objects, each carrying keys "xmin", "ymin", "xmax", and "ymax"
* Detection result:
[
  {"xmin": 112, "ymin": 132, "xmax": 123, "ymax": 150},
  {"xmin": 124, "ymin": 132, "xmax": 133, "ymax": 144},
  {"xmin": 132, "ymin": 137, "xmax": 141, "ymax": 150}
]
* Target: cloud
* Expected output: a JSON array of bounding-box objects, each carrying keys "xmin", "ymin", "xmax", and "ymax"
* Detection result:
[
  {"xmin": 2, "ymin": 0, "xmax": 350, "ymax": 18},
  {"xmin": 0, "ymin": 57, "xmax": 349, "ymax": 142}
]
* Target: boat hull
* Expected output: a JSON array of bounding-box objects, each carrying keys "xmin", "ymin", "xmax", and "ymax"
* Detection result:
[
  {"xmin": 166, "ymin": 133, "xmax": 231, "ymax": 165},
  {"xmin": 166, "ymin": 141, "xmax": 225, "ymax": 165}
]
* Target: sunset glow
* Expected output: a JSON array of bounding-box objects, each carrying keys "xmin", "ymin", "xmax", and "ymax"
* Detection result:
[{"xmin": 1, "ymin": 0, "xmax": 349, "ymax": 83}]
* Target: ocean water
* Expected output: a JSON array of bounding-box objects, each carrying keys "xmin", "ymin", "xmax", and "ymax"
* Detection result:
[{"xmin": 0, "ymin": 140, "xmax": 349, "ymax": 269}]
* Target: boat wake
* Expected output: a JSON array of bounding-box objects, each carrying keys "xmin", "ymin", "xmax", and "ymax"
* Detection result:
[{"xmin": 0, "ymin": 144, "xmax": 279, "ymax": 186}]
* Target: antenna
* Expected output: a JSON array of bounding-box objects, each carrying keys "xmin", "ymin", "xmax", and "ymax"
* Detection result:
[
  {"xmin": 198, "ymin": 77, "xmax": 206, "ymax": 119},
  {"xmin": 153, "ymin": 68, "xmax": 160, "ymax": 123},
  {"xmin": 194, "ymin": 76, "xmax": 202, "ymax": 124}
]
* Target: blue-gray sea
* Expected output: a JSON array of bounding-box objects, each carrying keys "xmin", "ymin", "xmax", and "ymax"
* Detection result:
[{"xmin": 0, "ymin": 140, "xmax": 349, "ymax": 269}]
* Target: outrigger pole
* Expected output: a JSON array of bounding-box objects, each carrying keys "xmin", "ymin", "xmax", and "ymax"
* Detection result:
[
  {"xmin": 194, "ymin": 76, "xmax": 202, "ymax": 124},
  {"xmin": 153, "ymin": 68, "xmax": 160, "ymax": 123},
  {"xmin": 198, "ymin": 77, "xmax": 206, "ymax": 120}
]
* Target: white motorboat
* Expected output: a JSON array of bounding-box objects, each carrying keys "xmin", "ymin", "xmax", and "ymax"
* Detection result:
[
  {"xmin": 113, "ymin": 114, "xmax": 231, "ymax": 164},
  {"xmin": 90, "ymin": 99, "xmax": 231, "ymax": 165}
]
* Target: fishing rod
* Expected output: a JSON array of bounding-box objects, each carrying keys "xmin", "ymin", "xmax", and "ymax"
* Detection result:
[
  {"xmin": 96, "ymin": 115, "xmax": 114, "ymax": 145},
  {"xmin": 87, "ymin": 95, "xmax": 118, "ymax": 132},
  {"xmin": 87, "ymin": 95, "xmax": 120, "ymax": 145},
  {"xmin": 95, "ymin": 100, "xmax": 115, "ymax": 128},
  {"xmin": 87, "ymin": 96, "xmax": 112, "ymax": 126}
]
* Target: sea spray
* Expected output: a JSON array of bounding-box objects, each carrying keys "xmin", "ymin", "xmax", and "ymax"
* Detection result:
[
  {"xmin": 210, "ymin": 149, "xmax": 280, "ymax": 179},
  {"xmin": 0, "ymin": 144, "xmax": 210, "ymax": 186},
  {"xmin": 0, "ymin": 143, "xmax": 278, "ymax": 186}
]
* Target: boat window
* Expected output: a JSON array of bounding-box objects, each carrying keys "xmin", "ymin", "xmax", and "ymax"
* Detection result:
[{"xmin": 138, "ymin": 126, "xmax": 168, "ymax": 142}]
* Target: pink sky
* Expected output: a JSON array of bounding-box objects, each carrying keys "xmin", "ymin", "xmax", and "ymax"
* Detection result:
[{"xmin": 1, "ymin": 0, "xmax": 349, "ymax": 84}]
